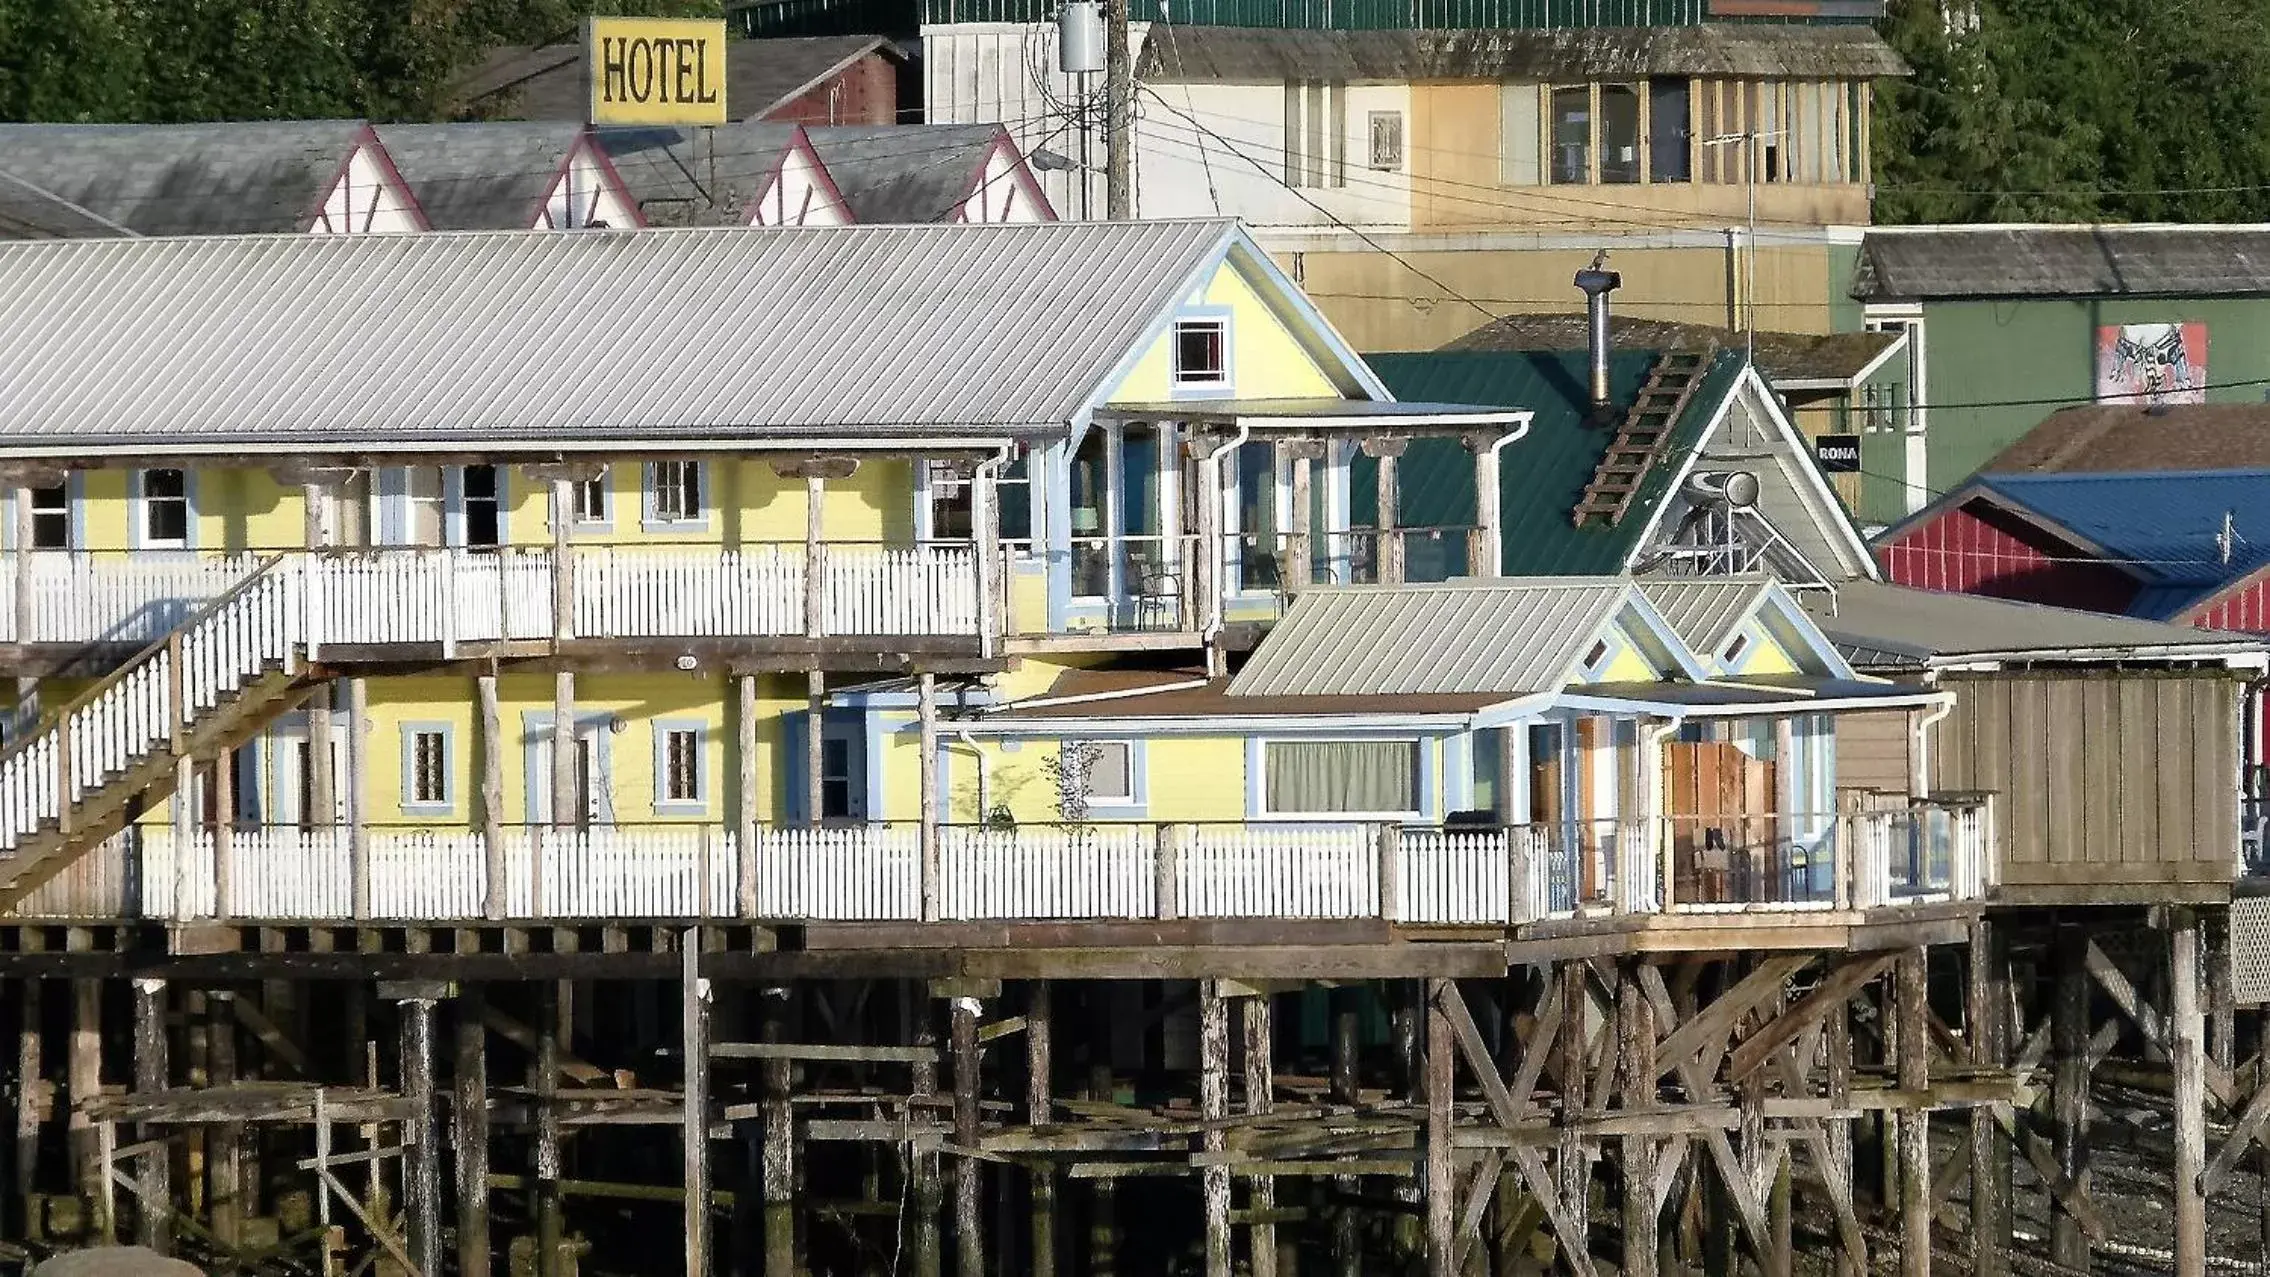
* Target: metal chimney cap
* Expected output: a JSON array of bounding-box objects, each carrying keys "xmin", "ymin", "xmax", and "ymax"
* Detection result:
[{"xmin": 1575, "ymin": 266, "xmax": 1622, "ymax": 296}]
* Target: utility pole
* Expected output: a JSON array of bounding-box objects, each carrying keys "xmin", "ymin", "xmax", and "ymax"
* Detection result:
[{"xmin": 1104, "ymin": 0, "xmax": 1132, "ymax": 218}]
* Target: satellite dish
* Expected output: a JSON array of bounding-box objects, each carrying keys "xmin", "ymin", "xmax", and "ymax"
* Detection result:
[{"xmin": 1685, "ymin": 470, "xmax": 1761, "ymax": 509}]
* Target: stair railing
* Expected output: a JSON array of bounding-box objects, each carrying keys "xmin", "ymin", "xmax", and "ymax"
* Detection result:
[{"xmin": 0, "ymin": 555, "xmax": 300, "ymax": 855}]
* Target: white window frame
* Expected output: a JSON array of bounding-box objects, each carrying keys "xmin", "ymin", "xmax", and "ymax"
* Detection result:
[
  {"xmin": 133, "ymin": 468, "xmax": 194, "ymax": 551},
  {"xmin": 571, "ymin": 467, "xmax": 612, "ymax": 531},
  {"xmin": 399, "ymin": 722, "xmax": 455, "ymax": 816},
  {"xmin": 1172, "ymin": 312, "xmax": 1234, "ymax": 393},
  {"xmin": 1255, "ymin": 736, "xmax": 1425, "ymax": 821},
  {"xmin": 1367, "ymin": 109, "xmax": 1405, "ymax": 171},
  {"xmin": 643, "ymin": 460, "xmax": 709, "ymax": 532},
  {"xmin": 27, "ymin": 481, "xmax": 69, "ymax": 551},
  {"xmin": 652, "ymin": 718, "xmax": 709, "ymax": 815},
  {"xmin": 1075, "ymin": 738, "xmax": 1144, "ymax": 811}
]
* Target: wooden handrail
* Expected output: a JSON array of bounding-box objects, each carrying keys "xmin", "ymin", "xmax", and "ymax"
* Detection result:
[{"xmin": 0, "ymin": 553, "xmax": 291, "ymax": 772}]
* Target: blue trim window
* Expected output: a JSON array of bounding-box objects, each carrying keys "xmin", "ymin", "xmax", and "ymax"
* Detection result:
[
  {"xmin": 400, "ymin": 722, "xmax": 454, "ymax": 816},
  {"xmin": 644, "ymin": 461, "xmax": 708, "ymax": 531},
  {"xmin": 653, "ymin": 718, "xmax": 708, "ymax": 815}
]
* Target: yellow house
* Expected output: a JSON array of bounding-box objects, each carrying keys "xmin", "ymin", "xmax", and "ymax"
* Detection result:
[{"xmin": 0, "ymin": 220, "xmax": 1538, "ymax": 922}]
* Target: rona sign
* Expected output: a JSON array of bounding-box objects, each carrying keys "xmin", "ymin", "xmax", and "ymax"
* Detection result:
[{"xmin": 586, "ymin": 17, "xmax": 727, "ymax": 126}]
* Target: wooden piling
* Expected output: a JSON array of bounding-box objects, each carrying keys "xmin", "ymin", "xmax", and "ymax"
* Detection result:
[
  {"xmin": 2172, "ymin": 911, "xmax": 2206, "ymax": 1277},
  {"xmin": 1896, "ymin": 949, "xmax": 1929, "ymax": 1277},
  {"xmin": 1027, "ymin": 980, "xmax": 1056, "ymax": 1277},
  {"xmin": 14, "ymin": 978, "xmax": 39, "ymax": 1228},
  {"xmin": 952, "ymin": 994, "xmax": 983, "ymax": 1277},
  {"xmin": 1620, "ymin": 965, "xmax": 1659, "ymax": 1277},
  {"xmin": 1424, "ymin": 979, "xmax": 1455, "ymax": 1276},
  {"xmin": 683, "ymin": 935, "xmax": 712, "ymax": 1277},
  {"xmin": 209, "ymin": 990, "xmax": 243, "ymax": 1269},
  {"xmin": 1243, "ymin": 991, "xmax": 1279, "ymax": 1277},
  {"xmin": 1330, "ymin": 984, "xmax": 1361, "ymax": 1277},
  {"xmin": 911, "ymin": 990, "xmax": 943, "ymax": 1277},
  {"xmin": 455, "ymin": 986, "xmax": 491, "ymax": 1277},
  {"xmin": 534, "ymin": 983, "xmax": 565, "ymax": 1277},
  {"xmin": 132, "ymin": 978, "xmax": 171, "ymax": 1254},
  {"xmin": 69, "ymin": 976, "xmax": 101, "ymax": 1237},
  {"xmin": 1086, "ymin": 989, "xmax": 1116, "ymax": 1277},
  {"xmin": 400, "ymin": 994, "xmax": 441, "ymax": 1277},
  {"xmin": 2052, "ymin": 925, "xmax": 2092, "ymax": 1272},
  {"xmin": 763, "ymin": 986, "xmax": 797, "ymax": 1277},
  {"xmin": 1969, "ymin": 919, "xmax": 2011, "ymax": 1277},
  {"xmin": 1199, "ymin": 980, "xmax": 1232, "ymax": 1277}
]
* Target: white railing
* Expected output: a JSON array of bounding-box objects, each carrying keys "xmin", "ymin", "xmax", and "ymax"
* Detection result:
[
  {"xmin": 4, "ymin": 805, "xmax": 1996, "ymax": 924},
  {"xmin": 0, "ymin": 558, "xmax": 300, "ymax": 855},
  {"xmin": 0, "ymin": 553, "xmax": 263, "ymax": 645}
]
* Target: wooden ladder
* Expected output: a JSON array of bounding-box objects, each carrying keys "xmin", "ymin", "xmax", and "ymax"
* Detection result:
[{"xmin": 1571, "ymin": 346, "xmax": 1715, "ymax": 528}]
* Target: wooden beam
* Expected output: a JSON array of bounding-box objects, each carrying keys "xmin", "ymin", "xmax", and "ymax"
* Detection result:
[
  {"xmin": 1637, "ymin": 964, "xmax": 1774, "ymax": 1266},
  {"xmin": 1620, "ymin": 964, "xmax": 1661, "ymax": 1277},
  {"xmin": 455, "ymin": 988, "xmax": 491, "ymax": 1277},
  {"xmin": 1509, "ymin": 1143, "xmax": 1598, "ymax": 1277},
  {"xmin": 1243, "ymin": 991, "xmax": 1279, "ymax": 1277},
  {"xmin": 2088, "ymin": 937, "xmax": 2233, "ymax": 1108},
  {"xmin": 130, "ymin": 978, "xmax": 171, "ymax": 1255},
  {"xmin": 1424, "ymin": 979, "xmax": 1454, "ymax": 1276},
  {"xmin": 2203, "ymin": 1059, "xmax": 2270, "ymax": 1194},
  {"xmin": 1652, "ymin": 955, "xmax": 1811, "ymax": 1083},
  {"xmin": 2051, "ymin": 926, "xmax": 2095, "ymax": 1269},
  {"xmin": 228, "ymin": 995, "xmax": 309, "ymax": 1079},
  {"xmin": 1200, "ymin": 981, "xmax": 1231, "ymax": 1277},
  {"xmin": 682, "ymin": 936, "xmax": 712, "ymax": 1277},
  {"xmin": 482, "ymin": 1006, "xmax": 608, "ymax": 1086},
  {"xmin": 1898, "ymin": 949, "xmax": 1930, "ymax": 1277},
  {"xmin": 713, "ymin": 1042, "xmax": 937, "ymax": 1064},
  {"xmin": 2172, "ymin": 913, "xmax": 2206, "ymax": 1277},
  {"xmin": 1725, "ymin": 956, "xmax": 1892, "ymax": 1086},
  {"xmin": 953, "ymin": 993, "xmax": 983, "ymax": 1277},
  {"xmin": 1028, "ymin": 983, "xmax": 1057, "ymax": 1277},
  {"xmin": 399, "ymin": 995, "xmax": 442, "ymax": 1277}
]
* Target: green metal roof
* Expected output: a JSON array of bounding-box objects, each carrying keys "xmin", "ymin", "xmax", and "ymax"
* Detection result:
[{"xmin": 1357, "ymin": 347, "xmax": 1745, "ymax": 576}]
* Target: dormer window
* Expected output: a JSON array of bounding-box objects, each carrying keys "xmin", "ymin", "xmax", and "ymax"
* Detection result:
[
  {"xmin": 1174, "ymin": 319, "xmax": 1227, "ymax": 387},
  {"xmin": 1583, "ymin": 638, "xmax": 1611, "ymax": 670},
  {"xmin": 1722, "ymin": 633, "xmax": 1749, "ymax": 664}
]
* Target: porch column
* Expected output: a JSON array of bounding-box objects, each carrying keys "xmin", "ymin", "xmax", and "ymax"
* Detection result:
[
  {"xmin": 1466, "ymin": 431, "xmax": 1506, "ymax": 578},
  {"xmin": 804, "ymin": 473, "xmax": 825, "ymax": 639},
  {"xmin": 346, "ymin": 677, "xmax": 370, "ymax": 920},
  {"xmin": 736, "ymin": 674, "xmax": 760, "ymax": 917},
  {"xmin": 1282, "ymin": 440, "xmax": 1324, "ymax": 596},
  {"xmin": 918, "ymin": 672, "xmax": 940, "ymax": 923},
  {"xmin": 9, "ymin": 474, "xmax": 40, "ymax": 658},
  {"xmin": 804, "ymin": 671, "xmax": 825, "ymax": 828},
  {"xmin": 548, "ymin": 474, "xmax": 573, "ymax": 643},
  {"xmin": 1361, "ymin": 436, "xmax": 1407, "ymax": 585},
  {"xmin": 1189, "ymin": 433, "xmax": 1224, "ymax": 638},
  {"xmin": 973, "ymin": 455, "xmax": 1003, "ymax": 650},
  {"xmin": 479, "ymin": 671, "xmax": 508, "ymax": 920}
]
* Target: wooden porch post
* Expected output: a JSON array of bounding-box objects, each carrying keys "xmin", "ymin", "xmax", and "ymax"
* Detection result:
[
  {"xmin": 737, "ymin": 674, "xmax": 760, "ymax": 917},
  {"xmin": 12, "ymin": 482, "xmax": 33, "ymax": 656},
  {"xmin": 1282, "ymin": 441, "xmax": 1322, "ymax": 596},
  {"xmin": 2172, "ymin": 910, "xmax": 2206, "ymax": 1277},
  {"xmin": 478, "ymin": 672, "xmax": 507, "ymax": 920},
  {"xmin": 345, "ymin": 678, "xmax": 369, "ymax": 920},
  {"xmin": 547, "ymin": 670, "xmax": 574, "ymax": 912},
  {"xmin": 804, "ymin": 670, "xmax": 826, "ymax": 828},
  {"xmin": 1467, "ymin": 432, "xmax": 1504, "ymax": 578},
  {"xmin": 918, "ymin": 672, "xmax": 940, "ymax": 923},
  {"xmin": 1364, "ymin": 436, "xmax": 1407, "ymax": 585},
  {"xmin": 211, "ymin": 748, "xmax": 234, "ymax": 922}
]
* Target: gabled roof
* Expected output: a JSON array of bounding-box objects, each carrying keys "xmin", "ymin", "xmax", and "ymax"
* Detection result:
[
  {"xmin": 1973, "ymin": 471, "xmax": 2270, "ymax": 593},
  {"xmin": 1361, "ymin": 348, "xmax": 1745, "ymax": 576},
  {"xmin": 1639, "ymin": 577, "xmax": 1775, "ymax": 656},
  {"xmin": 0, "ymin": 121, "xmax": 382, "ymax": 237},
  {"xmin": 1855, "ymin": 225, "xmax": 2270, "ymax": 302},
  {"xmin": 0, "ymin": 221, "xmax": 1246, "ymax": 455},
  {"xmin": 375, "ymin": 122, "xmax": 605, "ymax": 230},
  {"xmin": 1984, "ymin": 402, "xmax": 2270, "ymax": 474},
  {"xmin": 1139, "ymin": 24, "xmax": 1906, "ymax": 82},
  {"xmin": 1229, "ymin": 578, "xmax": 1699, "ymax": 697},
  {"xmin": 593, "ymin": 122, "xmax": 810, "ymax": 226},
  {"xmin": 1802, "ymin": 580, "xmax": 2267, "ymax": 670},
  {"xmin": 1444, "ymin": 313, "xmax": 1903, "ymax": 392},
  {"xmin": 456, "ymin": 35, "xmax": 902, "ymax": 122},
  {"xmin": 804, "ymin": 124, "xmax": 1019, "ymax": 223}
]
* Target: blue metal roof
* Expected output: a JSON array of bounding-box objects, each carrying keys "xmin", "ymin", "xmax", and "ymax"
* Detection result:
[{"xmin": 1975, "ymin": 469, "xmax": 2270, "ymax": 617}]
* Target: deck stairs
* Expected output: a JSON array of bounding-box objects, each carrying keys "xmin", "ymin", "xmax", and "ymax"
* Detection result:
[
  {"xmin": 0, "ymin": 556, "xmax": 319, "ymax": 910},
  {"xmin": 1572, "ymin": 346, "xmax": 1716, "ymax": 528}
]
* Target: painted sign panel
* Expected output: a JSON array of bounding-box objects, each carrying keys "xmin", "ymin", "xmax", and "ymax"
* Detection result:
[
  {"xmin": 586, "ymin": 17, "xmax": 727, "ymax": 126},
  {"xmin": 2095, "ymin": 322, "xmax": 2207, "ymax": 405},
  {"xmin": 1813, "ymin": 433, "xmax": 1861, "ymax": 473}
]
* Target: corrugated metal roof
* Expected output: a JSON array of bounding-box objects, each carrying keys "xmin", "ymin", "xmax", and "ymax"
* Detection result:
[
  {"xmin": 1854, "ymin": 226, "xmax": 2270, "ymax": 301},
  {"xmin": 0, "ymin": 221, "xmax": 1237, "ymax": 452},
  {"xmin": 1139, "ymin": 24, "xmax": 1906, "ymax": 81},
  {"xmin": 1360, "ymin": 348, "xmax": 1744, "ymax": 576},
  {"xmin": 1975, "ymin": 471, "xmax": 2270, "ymax": 593},
  {"xmin": 1640, "ymin": 577, "xmax": 1772, "ymax": 654},
  {"xmin": 0, "ymin": 121, "xmax": 369, "ymax": 237},
  {"xmin": 1228, "ymin": 577, "xmax": 1636, "ymax": 696},
  {"xmin": 1801, "ymin": 580, "xmax": 2264, "ymax": 669}
]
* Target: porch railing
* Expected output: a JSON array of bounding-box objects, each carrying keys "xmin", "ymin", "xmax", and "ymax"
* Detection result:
[
  {"xmin": 4, "ymin": 803, "xmax": 1993, "ymax": 925},
  {"xmin": 0, "ymin": 544, "xmax": 984, "ymax": 647}
]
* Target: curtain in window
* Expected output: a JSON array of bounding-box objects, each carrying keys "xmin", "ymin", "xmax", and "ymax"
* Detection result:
[{"xmin": 1266, "ymin": 740, "xmax": 1418, "ymax": 814}]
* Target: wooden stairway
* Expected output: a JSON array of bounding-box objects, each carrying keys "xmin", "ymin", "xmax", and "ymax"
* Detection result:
[
  {"xmin": 0, "ymin": 557, "xmax": 315, "ymax": 912},
  {"xmin": 1571, "ymin": 346, "xmax": 1716, "ymax": 528}
]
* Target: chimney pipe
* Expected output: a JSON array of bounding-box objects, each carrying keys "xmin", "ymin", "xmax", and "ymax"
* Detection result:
[{"xmin": 1574, "ymin": 255, "xmax": 1622, "ymax": 418}]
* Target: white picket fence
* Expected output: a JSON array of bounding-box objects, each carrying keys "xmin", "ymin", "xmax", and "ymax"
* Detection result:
[{"xmin": 2, "ymin": 807, "xmax": 1993, "ymax": 924}]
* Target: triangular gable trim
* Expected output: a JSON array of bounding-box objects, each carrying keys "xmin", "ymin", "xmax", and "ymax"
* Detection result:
[
  {"xmin": 1749, "ymin": 582, "xmax": 1858, "ymax": 681},
  {"xmin": 537, "ymin": 130, "xmax": 650, "ymax": 230},
  {"xmin": 1625, "ymin": 363, "xmax": 1877, "ymax": 581},
  {"xmin": 742, "ymin": 126, "xmax": 853, "ymax": 227},
  {"xmin": 1579, "ymin": 585, "xmax": 1713, "ymax": 687},
  {"xmin": 311, "ymin": 124, "xmax": 431, "ymax": 234},
  {"xmin": 955, "ymin": 131, "xmax": 1060, "ymax": 224}
]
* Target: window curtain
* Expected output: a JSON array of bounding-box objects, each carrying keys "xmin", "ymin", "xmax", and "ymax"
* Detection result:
[{"xmin": 1266, "ymin": 740, "xmax": 1418, "ymax": 814}]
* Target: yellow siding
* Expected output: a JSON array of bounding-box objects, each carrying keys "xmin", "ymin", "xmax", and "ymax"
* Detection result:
[
  {"xmin": 1108, "ymin": 259, "xmax": 1342, "ymax": 404},
  {"xmin": 1730, "ymin": 629, "xmax": 1801, "ymax": 677}
]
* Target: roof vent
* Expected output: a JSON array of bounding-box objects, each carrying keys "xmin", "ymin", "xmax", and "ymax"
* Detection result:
[{"xmin": 1574, "ymin": 252, "xmax": 1622, "ymax": 422}]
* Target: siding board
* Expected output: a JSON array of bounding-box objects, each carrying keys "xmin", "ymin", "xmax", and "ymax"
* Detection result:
[
  {"xmin": 2044, "ymin": 678, "xmax": 2082, "ymax": 865},
  {"xmin": 1832, "ymin": 708, "xmax": 1912, "ymax": 797}
]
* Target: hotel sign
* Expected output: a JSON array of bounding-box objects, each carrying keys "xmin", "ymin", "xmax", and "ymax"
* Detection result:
[{"xmin": 586, "ymin": 17, "xmax": 728, "ymax": 126}]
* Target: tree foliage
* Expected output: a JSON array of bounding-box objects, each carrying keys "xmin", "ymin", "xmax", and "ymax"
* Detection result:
[
  {"xmin": 1875, "ymin": 0, "xmax": 2270, "ymax": 223},
  {"xmin": 0, "ymin": 0, "xmax": 718, "ymax": 123}
]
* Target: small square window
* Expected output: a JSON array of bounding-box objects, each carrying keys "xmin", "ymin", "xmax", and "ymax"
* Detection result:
[
  {"xmin": 650, "ymin": 461, "xmax": 704, "ymax": 524},
  {"xmin": 1083, "ymin": 741, "xmax": 1134, "ymax": 804},
  {"xmin": 141, "ymin": 469, "xmax": 188, "ymax": 546},
  {"xmin": 1174, "ymin": 320, "xmax": 1226, "ymax": 387},
  {"xmin": 573, "ymin": 470, "xmax": 609, "ymax": 524},
  {"xmin": 409, "ymin": 730, "xmax": 449, "ymax": 806},
  {"xmin": 29, "ymin": 484, "xmax": 66, "ymax": 550},
  {"xmin": 1367, "ymin": 110, "xmax": 1404, "ymax": 171},
  {"xmin": 1584, "ymin": 638, "xmax": 1611, "ymax": 669},
  {"xmin": 664, "ymin": 728, "xmax": 701, "ymax": 803},
  {"xmin": 1722, "ymin": 633, "xmax": 1749, "ymax": 663}
]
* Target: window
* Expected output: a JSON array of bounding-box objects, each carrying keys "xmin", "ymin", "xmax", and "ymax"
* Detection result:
[
  {"xmin": 1549, "ymin": 86, "xmax": 1591, "ymax": 184},
  {"xmin": 1499, "ymin": 83, "xmax": 1542, "ymax": 185},
  {"xmin": 140, "ymin": 469, "xmax": 189, "ymax": 547},
  {"xmin": 661, "ymin": 727, "xmax": 703, "ymax": 804},
  {"xmin": 1583, "ymin": 638, "xmax": 1611, "ymax": 670},
  {"xmin": 1722, "ymin": 632, "xmax": 1749, "ymax": 663},
  {"xmin": 1649, "ymin": 78, "xmax": 1691, "ymax": 182},
  {"xmin": 926, "ymin": 461, "xmax": 974, "ymax": 541},
  {"xmin": 648, "ymin": 460, "xmax": 704, "ymax": 525},
  {"xmin": 1283, "ymin": 80, "xmax": 1346, "ymax": 189},
  {"xmin": 463, "ymin": 465, "xmax": 501, "ymax": 547},
  {"xmin": 1598, "ymin": 84, "xmax": 1640, "ymax": 183},
  {"xmin": 573, "ymin": 469, "xmax": 609, "ymax": 525},
  {"xmin": 1367, "ymin": 110, "xmax": 1404, "ymax": 171},
  {"xmin": 1263, "ymin": 739, "xmax": 1420, "ymax": 816},
  {"xmin": 1174, "ymin": 320, "xmax": 1227, "ymax": 387},
  {"xmin": 1080, "ymin": 740, "xmax": 1136, "ymax": 805},
  {"xmin": 28, "ymin": 484, "xmax": 65, "ymax": 549},
  {"xmin": 402, "ymin": 726, "xmax": 451, "ymax": 812},
  {"xmin": 998, "ymin": 455, "xmax": 1033, "ymax": 547}
]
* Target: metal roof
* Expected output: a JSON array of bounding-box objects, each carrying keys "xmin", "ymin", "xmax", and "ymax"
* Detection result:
[
  {"xmin": 0, "ymin": 121, "xmax": 371, "ymax": 237},
  {"xmin": 1139, "ymin": 24, "xmax": 1906, "ymax": 81},
  {"xmin": 1801, "ymin": 581, "xmax": 2265, "ymax": 669},
  {"xmin": 0, "ymin": 221, "xmax": 1239, "ymax": 453},
  {"xmin": 1974, "ymin": 471, "xmax": 2270, "ymax": 592},
  {"xmin": 1229, "ymin": 577, "xmax": 1639, "ymax": 697},
  {"xmin": 1854, "ymin": 225, "xmax": 2270, "ymax": 301},
  {"xmin": 1639, "ymin": 577, "xmax": 1773, "ymax": 655},
  {"xmin": 593, "ymin": 123, "xmax": 806, "ymax": 227}
]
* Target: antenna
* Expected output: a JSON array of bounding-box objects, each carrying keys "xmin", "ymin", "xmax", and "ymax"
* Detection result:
[{"xmin": 2222, "ymin": 510, "xmax": 2237, "ymax": 566}]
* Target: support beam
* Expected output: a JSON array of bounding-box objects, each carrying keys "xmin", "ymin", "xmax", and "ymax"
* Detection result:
[
  {"xmin": 1028, "ymin": 981, "xmax": 1056, "ymax": 1277},
  {"xmin": 549, "ymin": 475, "xmax": 574, "ymax": 644},
  {"xmin": 683, "ymin": 936, "xmax": 712, "ymax": 1277},
  {"xmin": 763, "ymin": 987, "xmax": 796, "ymax": 1277},
  {"xmin": 1621, "ymin": 965, "xmax": 1660, "ymax": 1277},
  {"xmin": 1286, "ymin": 447, "xmax": 1314, "ymax": 595},
  {"xmin": 1897, "ymin": 950, "xmax": 1929, "ymax": 1277},
  {"xmin": 913, "ymin": 994, "xmax": 943, "ymax": 1277},
  {"xmin": 1424, "ymin": 979, "xmax": 1455, "ymax": 1276},
  {"xmin": 2052, "ymin": 926, "xmax": 2092, "ymax": 1273},
  {"xmin": 534, "ymin": 983, "xmax": 565, "ymax": 1277},
  {"xmin": 132, "ymin": 978, "xmax": 171, "ymax": 1255},
  {"xmin": 1200, "ymin": 980, "xmax": 1231, "ymax": 1277},
  {"xmin": 399, "ymin": 996, "xmax": 441, "ymax": 1277},
  {"xmin": 736, "ymin": 675, "xmax": 759, "ymax": 918},
  {"xmin": 455, "ymin": 987, "xmax": 490, "ymax": 1277},
  {"xmin": 212, "ymin": 748, "xmax": 235, "ymax": 920},
  {"xmin": 547, "ymin": 670, "xmax": 575, "ymax": 909},
  {"xmin": 804, "ymin": 670, "xmax": 825, "ymax": 828},
  {"xmin": 919, "ymin": 672, "xmax": 941, "ymax": 923},
  {"xmin": 1329, "ymin": 985, "xmax": 1361, "ymax": 1277},
  {"xmin": 1970, "ymin": 919, "xmax": 2011, "ymax": 1277},
  {"xmin": 803, "ymin": 474, "xmax": 826, "ymax": 640},
  {"xmin": 345, "ymin": 678, "xmax": 369, "ymax": 920},
  {"xmin": 1374, "ymin": 448, "xmax": 1403, "ymax": 585},
  {"xmin": 1468, "ymin": 436, "xmax": 1503, "ymax": 577},
  {"xmin": 1244, "ymin": 992, "xmax": 1279, "ymax": 1277},
  {"xmin": 478, "ymin": 673, "xmax": 507, "ymax": 920},
  {"xmin": 70, "ymin": 977, "xmax": 103, "ymax": 1237},
  {"xmin": 953, "ymin": 994, "xmax": 984, "ymax": 1277},
  {"xmin": 209, "ymin": 991, "xmax": 242, "ymax": 1261},
  {"xmin": 2172, "ymin": 912, "xmax": 2206, "ymax": 1277}
]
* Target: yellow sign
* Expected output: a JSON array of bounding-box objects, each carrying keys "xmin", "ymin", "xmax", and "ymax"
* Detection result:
[{"xmin": 585, "ymin": 17, "xmax": 728, "ymax": 126}]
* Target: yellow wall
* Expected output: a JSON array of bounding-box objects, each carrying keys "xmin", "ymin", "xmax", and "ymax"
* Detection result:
[{"xmin": 1107, "ymin": 259, "xmax": 1344, "ymax": 404}]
